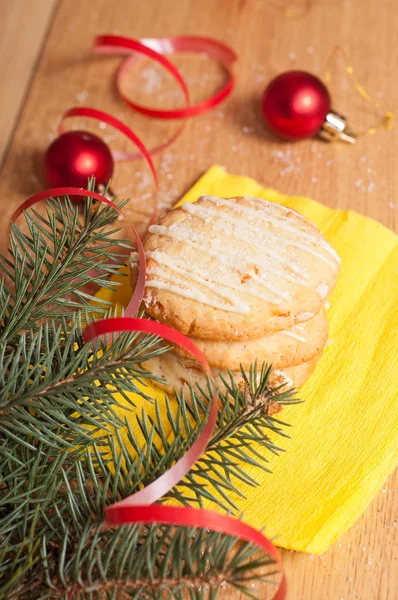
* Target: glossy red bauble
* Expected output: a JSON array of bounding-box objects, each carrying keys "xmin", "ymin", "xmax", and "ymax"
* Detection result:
[
  {"xmin": 44, "ymin": 131, "xmax": 114, "ymax": 192},
  {"xmin": 262, "ymin": 71, "xmax": 331, "ymax": 140}
]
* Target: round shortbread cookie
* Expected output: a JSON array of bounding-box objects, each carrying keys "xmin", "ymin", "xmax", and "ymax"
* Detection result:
[
  {"xmin": 143, "ymin": 350, "xmax": 320, "ymax": 396},
  {"xmin": 173, "ymin": 309, "xmax": 328, "ymax": 370},
  {"xmin": 135, "ymin": 196, "xmax": 340, "ymax": 341}
]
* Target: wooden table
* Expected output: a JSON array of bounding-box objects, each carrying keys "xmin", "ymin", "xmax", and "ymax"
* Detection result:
[{"xmin": 1, "ymin": 0, "xmax": 396, "ymax": 598}]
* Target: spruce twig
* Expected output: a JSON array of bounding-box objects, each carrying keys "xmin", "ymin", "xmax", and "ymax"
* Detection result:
[{"xmin": 0, "ymin": 191, "xmax": 296, "ymax": 599}]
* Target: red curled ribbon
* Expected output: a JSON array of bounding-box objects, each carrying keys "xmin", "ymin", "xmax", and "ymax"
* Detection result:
[
  {"xmin": 59, "ymin": 106, "xmax": 159, "ymax": 226},
  {"xmin": 95, "ymin": 34, "xmax": 237, "ymax": 119},
  {"xmin": 59, "ymin": 106, "xmax": 160, "ymax": 170},
  {"xmin": 12, "ymin": 188, "xmax": 286, "ymax": 599},
  {"xmin": 83, "ymin": 317, "xmax": 218, "ymax": 506},
  {"xmin": 83, "ymin": 317, "xmax": 286, "ymax": 600},
  {"xmin": 13, "ymin": 33, "xmax": 285, "ymax": 596},
  {"xmin": 107, "ymin": 505, "xmax": 286, "ymax": 600},
  {"xmin": 93, "ymin": 34, "xmax": 237, "ymax": 156}
]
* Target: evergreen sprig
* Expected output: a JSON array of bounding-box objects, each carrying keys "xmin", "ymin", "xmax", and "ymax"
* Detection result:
[{"xmin": 0, "ymin": 192, "xmax": 298, "ymax": 599}]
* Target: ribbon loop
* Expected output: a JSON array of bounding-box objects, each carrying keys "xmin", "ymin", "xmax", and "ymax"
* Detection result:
[
  {"xmin": 325, "ymin": 46, "xmax": 395, "ymax": 137},
  {"xmin": 95, "ymin": 34, "xmax": 236, "ymax": 120}
]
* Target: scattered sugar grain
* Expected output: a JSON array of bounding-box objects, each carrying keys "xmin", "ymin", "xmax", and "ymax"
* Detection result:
[
  {"xmin": 289, "ymin": 52, "xmax": 297, "ymax": 60},
  {"xmin": 75, "ymin": 91, "xmax": 88, "ymax": 102}
]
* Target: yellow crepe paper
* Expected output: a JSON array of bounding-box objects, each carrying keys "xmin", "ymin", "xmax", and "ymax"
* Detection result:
[{"xmin": 96, "ymin": 165, "xmax": 398, "ymax": 554}]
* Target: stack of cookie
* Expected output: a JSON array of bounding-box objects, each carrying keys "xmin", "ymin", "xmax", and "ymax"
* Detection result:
[{"xmin": 132, "ymin": 196, "xmax": 340, "ymax": 394}]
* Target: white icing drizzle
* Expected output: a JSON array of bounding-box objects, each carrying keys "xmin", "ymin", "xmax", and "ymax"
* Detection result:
[
  {"xmin": 182, "ymin": 202, "xmax": 339, "ymax": 269},
  {"xmin": 148, "ymin": 225, "xmax": 310, "ymax": 286},
  {"xmin": 279, "ymin": 330, "xmax": 307, "ymax": 343},
  {"xmin": 146, "ymin": 251, "xmax": 250, "ymax": 313},
  {"xmin": 296, "ymin": 311, "xmax": 315, "ymax": 321},
  {"xmin": 273, "ymin": 370, "xmax": 294, "ymax": 387},
  {"xmin": 317, "ymin": 281, "xmax": 329, "ymax": 299},
  {"xmin": 138, "ymin": 196, "xmax": 340, "ymax": 314},
  {"xmin": 207, "ymin": 196, "xmax": 341, "ymax": 263},
  {"xmin": 146, "ymin": 248, "xmax": 298, "ymax": 308}
]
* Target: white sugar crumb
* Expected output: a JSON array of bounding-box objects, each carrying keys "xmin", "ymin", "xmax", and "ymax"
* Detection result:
[
  {"xmin": 75, "ymin": 91, "xmax": 88, "ymax": 102},
  {"xmin": 317, "ymin": 282, "xmax": 329, "ymax": 298},
  {"xmin": 307, "ymin": 45, "xmax": 315, "ymax": 53},
  {"xmin": 139, "ymin": 66, "xmax": 164, "ymax": 93},
  {"xmin": 288, "ymin": 52, "xmax": 296, "ymax": 60},
  {"xmin": 388, "ymin": 201, "xmax": 396, "ymax": 208}
]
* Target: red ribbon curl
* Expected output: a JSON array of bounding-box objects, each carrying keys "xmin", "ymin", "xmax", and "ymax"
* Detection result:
[{"xmin": 10, "ymin": 32, "xmax": 286, "ymax": 598}]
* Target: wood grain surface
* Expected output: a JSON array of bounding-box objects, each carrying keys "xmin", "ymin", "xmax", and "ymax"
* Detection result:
[
  {"xmin": 0, "ymin": 0, "xmax": 58, "ymax": 168},
  {"xmin": 0, "ymin": 1, "xmax": 397, "ymax": 599}
]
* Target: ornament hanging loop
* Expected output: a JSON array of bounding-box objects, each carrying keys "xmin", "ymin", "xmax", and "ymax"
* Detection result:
[
  {"xmin": 318, "ymin": 110, "xmax": 356, "ymax": 144},
  {"xmin": 324, "ymin": 46, "xmax": 395, "ymax": 139}
]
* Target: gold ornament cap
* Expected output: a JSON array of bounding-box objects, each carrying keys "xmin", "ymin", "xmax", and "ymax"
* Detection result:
[{"xmin": 318, "ymin": 110, "xmax": 356, "ymax": 144}]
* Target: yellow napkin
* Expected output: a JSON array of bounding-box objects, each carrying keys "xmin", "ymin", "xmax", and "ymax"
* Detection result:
[{"xmin": 98, "ymin": 165, "xmax": 398, "ymax": 554}]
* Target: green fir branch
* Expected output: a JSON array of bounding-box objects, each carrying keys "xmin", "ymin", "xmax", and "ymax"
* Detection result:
[
  {"xmin": 0, "ymin": 191, "xmax": 298, "ymax": 599},
  {"xmin": 0, "ymin": 184, "xmax": 132, "ymax": 344}
]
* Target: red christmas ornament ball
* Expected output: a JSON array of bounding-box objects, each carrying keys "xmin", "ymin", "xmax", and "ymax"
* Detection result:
[
  {"xmin": 262, "ymin": 71, "xmax": 331, "ymax": 140},
  {"xmin": 44, "ymin": 130, "xmax": 114, "ymax": 190}
]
